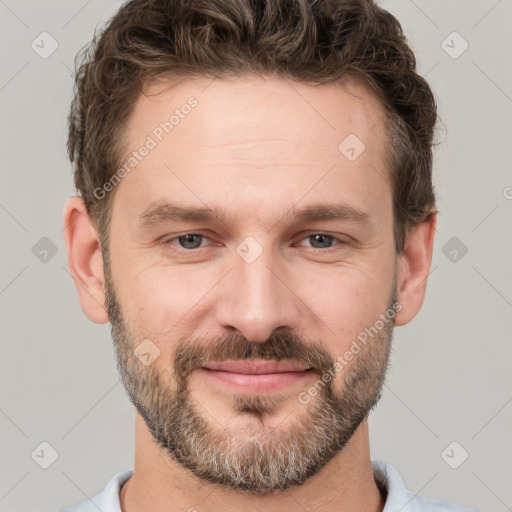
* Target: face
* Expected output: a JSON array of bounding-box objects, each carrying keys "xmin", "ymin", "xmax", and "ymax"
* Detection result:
[{"xmin": 103, "ymin": 76, "xmax": 399, "ymax": 494}]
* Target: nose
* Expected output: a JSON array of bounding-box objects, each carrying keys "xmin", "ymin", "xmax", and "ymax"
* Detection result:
[{"xmin": 214, "ymin": 244, "xmax": 301, "ymax": 342}]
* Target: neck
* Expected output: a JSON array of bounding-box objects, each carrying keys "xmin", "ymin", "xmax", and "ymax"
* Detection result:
[{"xmin": 120, "ymin": 414, "xmax": 385, "ymax": 512}]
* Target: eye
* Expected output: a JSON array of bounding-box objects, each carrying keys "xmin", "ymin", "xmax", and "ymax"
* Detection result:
[
  {"xmin": 165, "ymin": 233, "xmax": 209, "ymax": 250},
  {"xmin": 296, "ymin": 233, "xmax": 347, "ymax": 250},
  {"xmin": 162, "ymin": 232, "xmax": 348, "ymax": 252}
]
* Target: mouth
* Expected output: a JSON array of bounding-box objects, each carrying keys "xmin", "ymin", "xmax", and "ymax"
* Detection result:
[
  {"xmin": 203, "ymin": 359, "xmax": 313, "ymax": 374},
  {"xmin": 198, "ymin": 359, "xmax": 314, "ymax": 393}
]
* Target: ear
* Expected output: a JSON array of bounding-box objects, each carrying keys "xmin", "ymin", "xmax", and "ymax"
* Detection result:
[
  {"xmin": 62, "ymin": 197, "xmax": 109, "ymax": 324},
  {"xmin": 394, "ymin": 211, "xmax": 437, "ymax": 326}
]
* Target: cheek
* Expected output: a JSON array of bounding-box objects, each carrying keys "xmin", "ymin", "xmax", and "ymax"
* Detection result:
[
  {"xmin": 115, "ymin": 264, "xmax": 213, "ymax": 356},
  {"xmin": 296, "ymin": 264, "xmax": 394, "ymax": 350},
  {"xmin": 111, "ymin": 234, "xmax": 206, "ymax": 325}
]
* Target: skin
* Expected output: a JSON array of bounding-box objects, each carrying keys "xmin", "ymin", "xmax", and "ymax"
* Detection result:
[{"xmin": 63, "ymin": 75, "xmax": 436, "ymax": 512}]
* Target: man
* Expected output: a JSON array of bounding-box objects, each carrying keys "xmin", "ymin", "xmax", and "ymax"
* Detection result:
[{"xmin": 60, "ymin": 0, "xmax": 483, "ymax": 511}]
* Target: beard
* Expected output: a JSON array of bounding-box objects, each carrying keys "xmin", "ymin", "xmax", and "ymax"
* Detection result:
[{"xmin": 103, "ymin": 251, "xmax": 396, "ymax": 495}]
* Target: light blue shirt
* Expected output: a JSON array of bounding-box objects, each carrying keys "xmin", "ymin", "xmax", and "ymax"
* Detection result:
[{"xmin": 59, "ymin": 460, "xmax": 484, "ymax": 512}]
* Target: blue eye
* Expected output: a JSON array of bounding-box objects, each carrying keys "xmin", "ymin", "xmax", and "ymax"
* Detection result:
[
  {"xmin": 173, "ymin": 233, "xmax": 206, "ymax": 249},
  {"xmin": 163, "ymin": 232, "xmax": 347, "ymax": 252},
  {"xmin": 302, "ymin": 234, "xmax": 337, "ymax": 249}
]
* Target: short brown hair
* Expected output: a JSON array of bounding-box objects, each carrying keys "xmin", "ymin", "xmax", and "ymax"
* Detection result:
[{"xmin": 67, "ymin": 0, "xmax": 437, "ymax": 253}]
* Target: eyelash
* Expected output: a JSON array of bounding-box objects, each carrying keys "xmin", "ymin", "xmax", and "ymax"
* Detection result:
[{"xmin": 162, "ymin": 232, "xmax": 348, "ymax": 252}]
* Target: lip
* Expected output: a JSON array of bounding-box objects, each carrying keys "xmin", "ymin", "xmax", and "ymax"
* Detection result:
[
  {"xmin": 198, "ymin": 359, "xmax": 314, "ymax": 393},
  {"xmin": 203, "ymin": 359, "xmax": 312, "ymax": 374}
]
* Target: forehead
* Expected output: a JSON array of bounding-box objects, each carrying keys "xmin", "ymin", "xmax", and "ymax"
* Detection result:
[
  {"xmin": 114, "ymin": 75, "xmax": 391, "ymax": 224},
  {"xmin": 128, "ymin": 75, "xmax": 386, "ymax": 158}
]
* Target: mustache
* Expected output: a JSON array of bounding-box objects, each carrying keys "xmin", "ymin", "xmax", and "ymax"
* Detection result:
[{"xmin": 172, "ymin": 329, "xmax": 335, "ymax": 381}]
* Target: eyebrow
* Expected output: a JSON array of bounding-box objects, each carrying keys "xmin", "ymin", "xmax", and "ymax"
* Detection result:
[{"xmin": 136, "ymin": 201, "xmax": 372, "ymax": 230}]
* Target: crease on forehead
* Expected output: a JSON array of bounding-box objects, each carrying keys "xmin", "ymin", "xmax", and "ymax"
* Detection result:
[{"xmin": 117, "ymin": 72, "xmax": 393, "ymax": 200}]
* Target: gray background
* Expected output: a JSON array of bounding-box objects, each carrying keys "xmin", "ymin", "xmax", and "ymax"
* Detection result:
[{"xmin": 0, "ymin": 1, "xmax": 511, "ymax": 511}]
